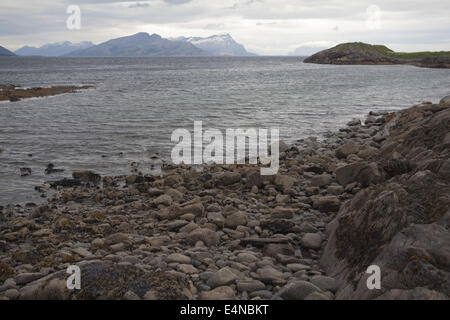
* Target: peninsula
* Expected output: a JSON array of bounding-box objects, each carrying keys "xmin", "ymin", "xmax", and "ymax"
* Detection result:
[{"xmin": 304, "ymin": 42, "xmax": 450, "ymax": 69}]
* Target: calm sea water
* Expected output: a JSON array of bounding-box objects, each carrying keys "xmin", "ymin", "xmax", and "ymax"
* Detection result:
[{"xmin": 0, "ymin": 56, "xmax": 449, "ymax": 205}]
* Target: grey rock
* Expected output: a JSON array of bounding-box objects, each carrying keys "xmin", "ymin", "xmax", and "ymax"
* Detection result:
[
  {"xmin": 236, "ymin": 280, "xmax": 265, "ymax": 292},
  {"xmin": 440, "ymin": 95, "xmax": 450, "ymax": 104},
  {"xmin": 124, "ymin": 290, "xmax": 141, "ymax": 300},
  {"xmin": 275, "ymin": 280, "xmax": 322, "ymax": 300},
  {"xmin": 347, "ymin": 118, "xmax": 361, "ymax": 126},
  {"xmin": 225, "ymin": 212, "xmax": 248, "ymax": 228},
  {"xmin": 154, "ymin": 194, "xmax": 173, "ymax": 206},
  {"xmin": 200, "ymin": 286, "xmax": 236, "ymax": 300},
  {"xmin": 274, "ymin": 175, "xmax": 296, "ymax": 192},
  {"xmin": 271, "ymin": 207, "xmax": 294, "ymax": 219},
  {"xmin": 15, "ymin": 273, "xmax": 44, "ymax": 285},
  {"xmin": 304, "ymin": 291, "xmax": 330, "ymax": 300},
  {"xmin": 310, "ymin": 275, "xmax": 337, "ymax": 292},
  {"xmin": 327, "ymin": 185, "xmax": 344, "ymax": 195},
  {"xmin": 177, "ymin": 264, "xmax": 198, "ymax": 274},
  {"xmin": 237, "ymin": 252, "xmax": 259, "ymax": 264},
  {"xmin": 310, "ymin": 174, "xmax": 332, "ymax": 187},
  {"xmin": 249, "ymin": 290, "xmax": 273, "ymax": 299},
  {"xmin": 207, "ymin": 212, "xmax": 225, "ymax": 226},
  {"xmin": 256, "ymin": 266, "xmax": 283, "ymax": 282},
  {"xmin": 217, "ymin": 172, "xmax": 241, "ymax": 186},
  {"xmin": 186, "ymin": 228, "xmax": 220, "ymax": 246},
  {"xmin": 167, "ymin": 253, "xmax": 191, "ymax": 264},
  {"xmin": 335, "ymin": 142, "xmax": 361, "ymax": 159},
  {"xmin": 335, "ymin": 162, "xmax": 384, "ymax": 187},
  {"xmin": 301, "ymin": 233, "xmax": 322, "ymax": 250},
  {"xmin": 312, "ymin": 196, "xmax": 340, "ymax": 213},
  {"xmin": 207, "ymin": 267, "xmax": 239, "ymax": 288},
  {"xmin": 4, "ymin": 288, "xmax": 20, "ymax": 300}
]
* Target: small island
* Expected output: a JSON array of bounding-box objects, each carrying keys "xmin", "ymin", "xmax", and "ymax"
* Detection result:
[
  {"xmin": 304, "ymin": 42, "xmax": 450, "ymax": 69},
  {"xmin": 0, "ymin": 84, "xmax": 94, "ymax": 102}
]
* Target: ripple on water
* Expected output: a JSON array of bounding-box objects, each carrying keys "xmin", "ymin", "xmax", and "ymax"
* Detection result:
[{"xmin": 0, "ymin": 56, "xmax": 449, "ymax": 204}]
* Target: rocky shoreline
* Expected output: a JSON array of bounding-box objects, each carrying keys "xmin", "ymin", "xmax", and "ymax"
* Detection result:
[
  {"xmin": 0, "ymin": 84, "xmax": 93, "ymax": 102},
  {"xmin": 0, "ymin": 96, "xmax": 449, "ymax": 300}
]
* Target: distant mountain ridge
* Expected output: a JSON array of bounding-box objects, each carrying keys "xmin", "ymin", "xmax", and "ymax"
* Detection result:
[
  {"xmin": 8, "ymin": 33, "xmax": 256, "ymax": 57},
  {"xmin": 65, "ymin": 32, "xmax": 208, "ymax": 57},
  {"xmin": 0, "ymin": 45, "xmax": 15, "ymax": 56},
  {"xmin": 174, "ymin": 34, "xmax": 256, "ymax": 56},
  {"xmin": 15, "ymin": 41, "xmax": 94, "ymax": 56}
]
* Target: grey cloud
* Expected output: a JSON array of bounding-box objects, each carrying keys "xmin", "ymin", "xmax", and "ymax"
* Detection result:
[
  {"xmin": 128, "ymin": 2, "xmax": 150, "ymax": 8},
  {"xmin": 163, "ymin": 0, "xmax": 192, "ymax": 4},
  {"xmin": 0, "ymin": 0, "xmax": 449, "ymax": 54},
  {"xmin": 204, "ymin": 23, "xmax": 226, "ymax": 30}
]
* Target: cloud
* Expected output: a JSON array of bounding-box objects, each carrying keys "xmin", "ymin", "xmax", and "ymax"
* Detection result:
[
  {"xmin": 204, "ymin": 22, "xmax": 226, "ymax": 30},
  {"xmin": 128, "ymin": 2, "xmax": 149, "ymax": 8},
  {"xmin": 164, "ymin": 0, "xmax": 192, "ymax": 4},
  {"xmin": 0, "ymin": 0, "xmax": 449, "ymax": 54}
]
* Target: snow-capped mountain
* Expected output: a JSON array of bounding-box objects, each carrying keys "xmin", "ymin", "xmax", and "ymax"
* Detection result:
[
  {"xmin": 174, "ymin": 34, "xmax": 256, "ymax": 56},
  {"xmin": 65, "ymin": 33, "xmax": 208, "ymax": 57},
  {"xmin": 15, "ymin": 41, "xmax": 95, "ymax": 56}
]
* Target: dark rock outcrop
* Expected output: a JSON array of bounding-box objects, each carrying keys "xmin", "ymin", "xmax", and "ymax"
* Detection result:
[
  {"xmin": 19, "ymin": 262, "xmax": 190, "ymax": 300},
  {"xmin": 321, "ymin": 101, "xmax": 450, "ymax": 299},
  {"xmin": 304, "ymin": 42, "xmax": 396, "ymax": 65},
  {"xmin": 0, "ymin": 85, "xmax": 93, "ymax": 102},
  {"xmin": 304, "ymin": 42, "xmax": 450, "ymax": 69}
]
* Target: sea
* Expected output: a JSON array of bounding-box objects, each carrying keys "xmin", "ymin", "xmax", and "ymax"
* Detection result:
[{"xmin": 0, "ymin": 56, "xmax": 449, "ymax": 205}]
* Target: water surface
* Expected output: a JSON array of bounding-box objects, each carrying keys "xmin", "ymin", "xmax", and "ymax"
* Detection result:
[{"xmin": 0, "ymin": 56, "xmax": 449, "ymax": 204}]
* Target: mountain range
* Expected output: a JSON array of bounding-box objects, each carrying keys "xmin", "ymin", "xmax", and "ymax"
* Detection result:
[
  {"xmin": 65, "ymin": 33, "xmax": 207, "ymax": 57},
  {"xmin": 173, "ymin": 34, "xmax": 256, "ymax": 56},
  {"xmin": 8, "ymin": 33, "xmax": 255, "ymax": 57},
  {"xmin": 15, "ymin": 41, "xmax": 94, "ymax": 56},
  {"xmin": 0, "ymin": 45, "xmax": 15, "ymax": 56}
]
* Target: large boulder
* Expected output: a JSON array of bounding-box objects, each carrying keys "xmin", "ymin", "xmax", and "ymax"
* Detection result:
[
  {"xmin": 186, "ymin": 228, "xmax": 220, "ymax": 246},
  {"xmin": 275, "ymin": 280, "xmax": 323, "ymax": 300},
  {"xmin": 301, "ymin": 233, "xmax": 322, "ymax": 250},
  {"xmin": 310, "ymin": 173, "xmax": 333, "ymax": 187},
  {"xmin": 19, "ymin": 262, "xmax": 190, "ymax": 300},
  {"xmin": 274, "ymin": 174, "xmax": 296, "ymax": 192},
  {"xmin": 335, "ymin": 162, "xmax": 384, "ymax": 187},
  {"xmin": 439, "ymin": 95, "xmax": 450, "ymax": 104},
  {"xmin": 216, "ymin": 171, "xmax": 241, "ymax": 186},
  {"xmin": 199, "ymin": 286, "xmax": 236, "ymax": 300},
  {"xmin": 312, "ymin": 196, "xmax": 341, "ymax": 213},
  {"xmin": 72, "ymin": 171, "xmax": 101, "ymax": 185},
  {"xmin": 225, "ymin": 212, "xmax": 248, "ymax": 228},
  {"xmin": 335, "ymin": 142, "xmax": 361, "ymax": 159},
  {"xmin": 207, "ymin": 267, "xmax": 240, "ymax": 288}
]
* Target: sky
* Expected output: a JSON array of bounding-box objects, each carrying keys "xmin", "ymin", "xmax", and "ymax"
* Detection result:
[{"xmin": 0, "ymin": 0, "xmax": 449, "ymax": 55}]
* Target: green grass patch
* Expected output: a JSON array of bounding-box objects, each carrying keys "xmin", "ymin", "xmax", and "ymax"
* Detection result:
[
  {"xmin": 335, "ymin": 42, "xmax": 450, "ymax": 60},
  {"xmin": 387, "ymin": 51, "xmax": 450, "ymax": 59}
]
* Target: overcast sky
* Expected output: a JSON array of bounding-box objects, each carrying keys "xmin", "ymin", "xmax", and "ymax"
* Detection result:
[{"xmin": 1, "ymin": 0, "xmax": 449, "ymax": 55}]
